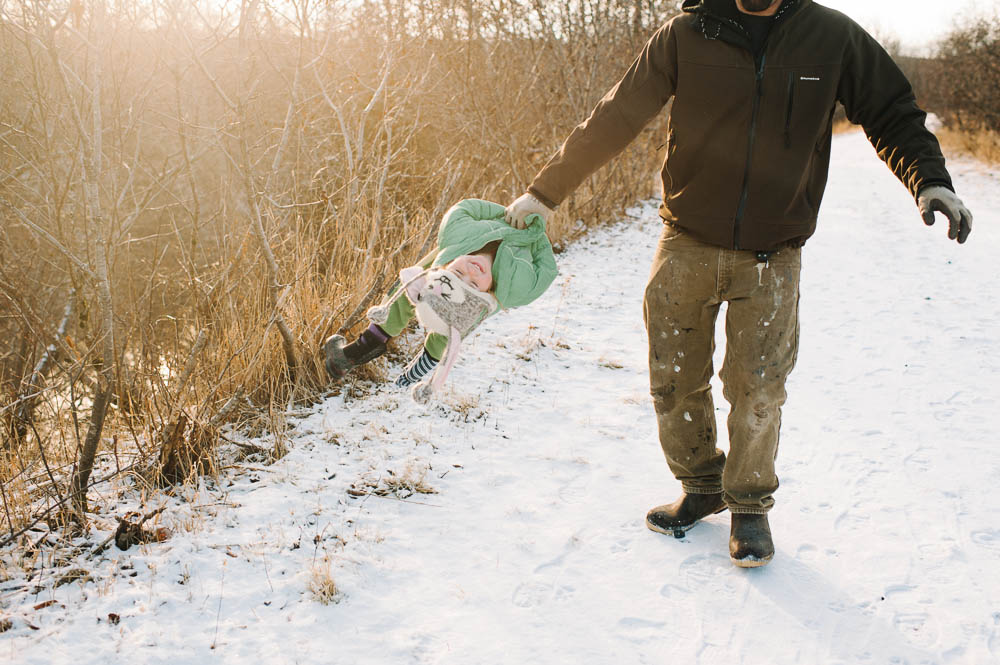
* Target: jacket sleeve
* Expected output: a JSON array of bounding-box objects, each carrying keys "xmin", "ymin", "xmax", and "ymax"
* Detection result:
[
  {"xmin": 492, "ymin": 219, "xmax": 558, "ymax": 308},
  {"xmin": 520, "ymin": 231, "xmax": 558, "ymax": 307},
  {"xmin": 528, "ymin": 20, "xmax": 678, "ymax": 208},
  {"xmin": 837, "ymin": 24, "xmax": 953, "ymax": 198}
]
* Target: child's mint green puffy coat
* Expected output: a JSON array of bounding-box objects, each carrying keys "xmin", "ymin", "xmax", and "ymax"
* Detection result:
[
  {"xmin": 379, "ymin": 199, "xmax": 558, "ymax": 358},
  {"xmin": 432, "ymin": 199, "xmax": 557, "ymax": 308}
]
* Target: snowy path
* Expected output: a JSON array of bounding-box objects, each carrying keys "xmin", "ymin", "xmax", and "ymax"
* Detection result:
[{"xmin": 6, "ymin": 131, "xmax": 1000, "ymax": 664}]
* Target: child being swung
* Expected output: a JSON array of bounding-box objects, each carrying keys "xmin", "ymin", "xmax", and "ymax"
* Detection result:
[{"xmin": 324, "ymin": 199, "xmax": 557, "ymax": 400}]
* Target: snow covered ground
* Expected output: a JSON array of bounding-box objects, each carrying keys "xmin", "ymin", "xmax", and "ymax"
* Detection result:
[{"xmin": 4, "ymin": 130, "xmax": 1000, "ymax": 664}]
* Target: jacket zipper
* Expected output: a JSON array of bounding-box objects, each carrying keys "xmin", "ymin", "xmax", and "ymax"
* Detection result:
[
  {"xmin": 784, "ymin": 72, "xmax": 796, "ymax": 148},
  {"xmin": 733, "ymin": 52, "xmax": 767, "ymax": 250}
]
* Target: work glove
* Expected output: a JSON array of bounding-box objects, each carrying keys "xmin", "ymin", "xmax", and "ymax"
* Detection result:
[
  {"xmin": 917, "ymin": 185, "xmax": 972, "ymax": 244},
  {"xmin": 505, "ymin": 192, "xmax": 554, "ymax": 230}
]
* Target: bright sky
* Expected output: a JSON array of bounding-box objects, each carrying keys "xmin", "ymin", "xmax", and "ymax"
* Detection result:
[{"xmin": 818, "ymin": 0, "xmax": 998, "ymax": 54}]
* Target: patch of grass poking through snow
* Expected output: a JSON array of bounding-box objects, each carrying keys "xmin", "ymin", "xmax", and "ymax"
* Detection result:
[
  {"xmin": 347, "ymin": 463, "xmax": 438, "ymax": 500},
  {"xmin": 512, "ymin": 325, "xmax": 548, "ymax": 362},
  {"xmin": 308, "ymin": 557, "xmax": 342, "ymax": 605},
  {"xmin": 383, "ymin": 464, "xmax": 438, "ymax": 498},
  {"xmin": 441, "ymin": 390, "xmax": 486, "ymax": 423},
  {"xmin": 598, "ymin": 356, "xmax": 624, "ymax": 370},
  {"xmin": 374, "ymin": 396, "xmax": 401, "ymax": 412}
]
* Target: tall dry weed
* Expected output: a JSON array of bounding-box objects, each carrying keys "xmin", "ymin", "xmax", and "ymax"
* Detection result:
[{"xmin": 0, "ymin": 0, "xmax": 681, "ymax": 551}]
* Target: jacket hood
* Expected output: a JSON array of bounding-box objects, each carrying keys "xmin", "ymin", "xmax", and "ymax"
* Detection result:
[
  {"xmin": 681, "ymin": 0, "xmax": 808, "ymax": 13},
  {"xmin": 681, "ymin": 0, "xmax": 808, "ymax": 50},
  {"xmin": 432, "ymin": 199, "xmax": 557, "ymax": 310},
  {"xmin": 682, "ymin": 0, "xmax": 808, "ymax": 23}
]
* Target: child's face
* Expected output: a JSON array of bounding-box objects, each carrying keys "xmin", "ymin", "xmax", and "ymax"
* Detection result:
[{"xmin": 447, "ymin": 254, "xmax": 493, "ymax": 292}]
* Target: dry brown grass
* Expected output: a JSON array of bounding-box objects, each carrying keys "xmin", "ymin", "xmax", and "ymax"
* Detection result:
[
  {"xmin": 0, "ymin": 0, "xmax": 683, "ymax": 558},
  {"xmin": 936, "ymin": 126, "xmax": 1000, "ymax": 166},
  {"xmin": 308, "ymin": 556, "xmax": 341, "ymax": 605},
  {"xmin": 348, "ymin": 462, "xmax": 437, "ymax": 500}
]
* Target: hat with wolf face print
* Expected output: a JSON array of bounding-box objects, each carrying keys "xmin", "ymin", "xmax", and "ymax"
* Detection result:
[{"xmin": 366, "ymin": 265, "xmax": 498, "ymax": 341}]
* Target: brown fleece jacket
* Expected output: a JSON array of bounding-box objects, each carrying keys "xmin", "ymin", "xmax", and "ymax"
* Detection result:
[{"xmin": 528, "ymin": 0, "xmax": 953, "ymax": 251}]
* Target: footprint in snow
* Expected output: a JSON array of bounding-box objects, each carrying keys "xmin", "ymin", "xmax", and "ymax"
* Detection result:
[
  {"xmin": 617, "ymin": 617, "xmax": 672, "ymax": 644},
  {"xmin": 883, "ymin": 583, "xmax": 917, "ymax": 599},
  {"xmin": 970, "ymin": 529, "xmax": 1000, "ymax": 551},
  {"xmin": 511, "ymin": 580, "xmax": 552, "ymax": 608},
  {"xmin": 903, "ymin": 447, "xmax": 933, "ymax": 474},
  {"xmin": 557, "ymin": 471, "xmax": 591, "ymax": 504},
  {"xmin": 916, "ymin": 541, "xmax": 961, "ymax": 563},
  {"xmin": 609, "ymin": 537, "xmax": 630, "ymax": 554},
  {"xmin": 989, "ymin": 625, "xmax": 1000, "ymax": 658},
  {"xmin": 533, "ymin": 550, "xmax": 569, "ymax": 575},
  {"xmin": 658, "ymin": 582, "xmax": 687, "ymax": 598},
  {"xmin": 933, "ymin": 408, "xmax": 956, "ymax": 422},
  {"xmin": 892, "ymin": 612, "xmax": 938, "ymax": 650},
  {"xmin": 678, "ymin": 553, "xmax": 744, "ymax": 600},
  {"xmin": 833, "ymin": 510, "xmax": 870, "ymax": 532},
  {"xmin": 511, "ymin": 580, "xmax": 574, "ymax": 608}
]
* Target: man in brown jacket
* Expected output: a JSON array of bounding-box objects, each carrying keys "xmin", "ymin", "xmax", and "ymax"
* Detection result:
[{"xmin": 505, "ymin": 0, "xmax": 973, "ymax": 567}]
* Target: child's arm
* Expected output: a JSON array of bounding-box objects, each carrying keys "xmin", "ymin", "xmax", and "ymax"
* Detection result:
[
  {"xmin": 494, "ymin": 227, "xmax": 558, "ymax": 308},
  {"xmin": 522, "ymin": 229, "xmax": 558, "ymax": 304}
]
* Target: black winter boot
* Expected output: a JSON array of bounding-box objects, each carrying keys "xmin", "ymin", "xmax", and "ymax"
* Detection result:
[
  {"xmin": 324, "ymin": 324, "xmax": 389, "ymax": 381},
  {"xmin": 646, "ymin": 492, "xmax": 727, "ymax": 538},
  {"xmin": 729, "ymin": 513, "xmax": 774, "ymax": 568}
]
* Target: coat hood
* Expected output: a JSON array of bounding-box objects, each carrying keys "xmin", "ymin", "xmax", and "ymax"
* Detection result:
[
  {"xmin": 432, "ymin": 199, "xmax": 557, "ymax": 310},
  {"xmin": 681, "ymin": 0, "xmax": 808, "ymax": 13},
  {"xmin": 680, "ymin": 0, "xmax": 808, "ymax": 51}
]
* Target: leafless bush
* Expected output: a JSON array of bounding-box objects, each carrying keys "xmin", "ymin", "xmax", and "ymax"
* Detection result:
[
  {"xmin": 912, "ymin": 11, "xmax": 1000, "ymax": 163},
  {"xmin": 933, "ymin": 14, "xmax": 1000, "ymax": 131},
  {"xmin": 0, "ymin": 0, "xmax": 680, "ymax": 549}
]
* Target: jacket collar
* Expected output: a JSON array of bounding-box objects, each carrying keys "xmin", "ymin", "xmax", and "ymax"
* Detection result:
[
  {"xmin": 682, "ymin": 0, "xmax": 808, "ymax": 48},
  {"xmin": 681, "ymin": 0, "xmax": 809, "ymax": 15}
]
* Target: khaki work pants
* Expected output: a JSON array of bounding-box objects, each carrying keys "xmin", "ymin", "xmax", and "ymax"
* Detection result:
[{"xmin": 643, "ymin": 224, "xmax": 801, "ymax": 515}]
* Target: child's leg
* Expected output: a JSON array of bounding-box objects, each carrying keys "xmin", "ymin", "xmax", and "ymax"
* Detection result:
[
  {"xmin": 395, "ymin": 348, "xmax": 437, "ymax": 387},
  {"xmin": 375, "ymin": 293, "xmax": 416, "ymax": 337},
  {"xmin": 324, "ymin": 323, "xmax": 390, "ymax": 380},
  {"xmin": 342, "ymin": 323, "xmax": 390, "ymax": 362},
  {"xmin": 409, "ymin": 328, "xmax": 463, "ymax": 403},
  {"xmin": 394, "ymin": 333, "xmax": 447, "ymax": 387},
  {"xmin": 326, "ymin": 249, "xmax": 438, "ymax": 382},
  {"xmin": 325, "ymin": 277, "xmax": 413, "ymax": 381}
]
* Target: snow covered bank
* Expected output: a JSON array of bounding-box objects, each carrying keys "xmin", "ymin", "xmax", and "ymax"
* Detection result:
[{"xmin": 4, "ymin": 131, "xmax": 1000, "ymax": 664}]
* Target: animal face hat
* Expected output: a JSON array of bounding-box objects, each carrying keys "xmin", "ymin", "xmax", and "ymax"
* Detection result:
[{"xmin": 367, "ymin": 265, "xmax": 499, "ymax": 403}]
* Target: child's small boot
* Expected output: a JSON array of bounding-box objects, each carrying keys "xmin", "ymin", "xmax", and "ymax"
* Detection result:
[{"xmin": 324, "ymin": 324, "xmax": 390, "ymax": 380}]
